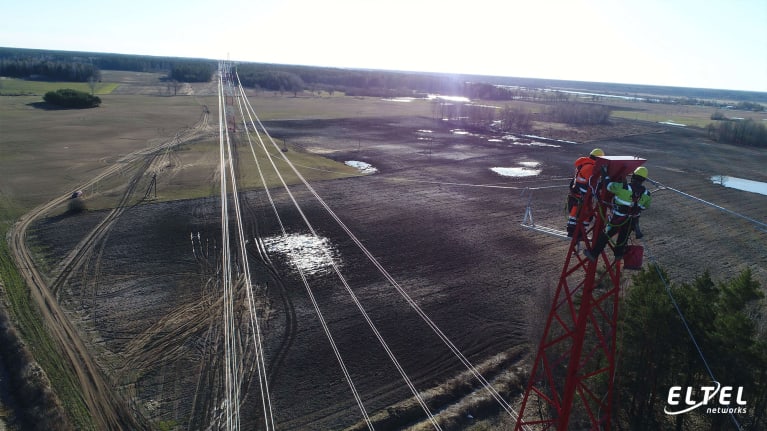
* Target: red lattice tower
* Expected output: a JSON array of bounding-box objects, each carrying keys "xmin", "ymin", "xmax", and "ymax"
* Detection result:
[{"xmin": 514, "ymin": 156, "xmax": 646, "ymax": 431}]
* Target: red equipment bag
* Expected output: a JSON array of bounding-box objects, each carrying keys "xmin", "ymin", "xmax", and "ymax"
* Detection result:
[{"xmin": 623, "ymin": 245, "xmax": 644, "ymax": 270}]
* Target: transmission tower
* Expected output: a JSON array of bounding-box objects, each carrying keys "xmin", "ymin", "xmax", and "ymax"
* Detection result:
[
  {"xmin": 225, "ymin": 93, "xmax": 237, "ymax": 134},
  {"xmin": 515, "ymin": 156, "xmax": 646, "ymax": 431},
  {"xmin": 220, "ymin": 61, "xmax": 237, "ymax": 133}
]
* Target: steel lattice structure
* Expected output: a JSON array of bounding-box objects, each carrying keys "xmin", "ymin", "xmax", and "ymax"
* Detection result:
[{"xmin": 515, "ymin": 156, "xmax": 646, "ymax": 431}]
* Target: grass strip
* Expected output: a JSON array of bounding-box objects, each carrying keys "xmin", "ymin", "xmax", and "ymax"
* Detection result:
[
  {"xmin": 0, "ymin": 199, "xmax": 94, "ymax": 430},
  {"xmin": 0, "ymin": 78, "xmax": 119, "ymax": 96}
]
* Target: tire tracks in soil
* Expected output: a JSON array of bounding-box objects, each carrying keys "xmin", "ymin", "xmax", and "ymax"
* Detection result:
[
  {"xmin": 241, "ymin": 194, "xmax": 298, "ymax": 389},
  {"xmin": 7, "ymin": 110, "xmax": 210, "ymax": 430},
  {"xmin": 231, "ymin": 137, "xmax": 299, "ymax": 392}
]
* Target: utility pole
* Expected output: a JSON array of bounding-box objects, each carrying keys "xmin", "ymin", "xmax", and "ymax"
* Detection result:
[{"xmin": 144, "ymin": 173, "xmax": 157, "ymax": 200}]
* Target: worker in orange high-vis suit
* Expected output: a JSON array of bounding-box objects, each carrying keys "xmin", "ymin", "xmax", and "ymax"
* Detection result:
[{"xmin": 566, "ymin": 148, "xmax": 604, "ymax": 237}]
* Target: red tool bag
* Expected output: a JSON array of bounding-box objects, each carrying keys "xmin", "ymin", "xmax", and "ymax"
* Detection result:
[{"xmin": 623, "ymin": 245, "xmax": 644, "ymax": 270}]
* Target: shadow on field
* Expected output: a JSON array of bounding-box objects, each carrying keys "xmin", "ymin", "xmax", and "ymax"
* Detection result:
[
  {"xmin": 26, "ymin": 101, "xmax": 96, "ymax": 111},
  {"xmin": 0, "ymin": 309, "xmax": 72, "ymax": 430}
]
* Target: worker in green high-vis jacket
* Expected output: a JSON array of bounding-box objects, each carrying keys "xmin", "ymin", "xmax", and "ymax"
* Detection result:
[{"xmin": 585, "ymin": 166, "xmax": 651, "ymax": 261}]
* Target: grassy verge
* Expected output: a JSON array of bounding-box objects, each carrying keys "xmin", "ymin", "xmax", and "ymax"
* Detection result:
[
  {"xmin": 0, "ymin": 198, "xmax": 93, "ymax": 430},
  {"xmin": 236, "ymin": 134, "xmax": 361, "ymax": 187},
  {"xmin": 612, "ymin": 109, "xmax": 715, "ymax": 127},
  {"xmin": 344, "ymin": 349, "xmax": 527, "ymax": 431},
  {"xmin": 609, "ymin": 103, "xmax": 765, "ymax": 128},
  {"xmin": 0, "ymin": 78, "xmax": 119, "ymax": 96},
  {"xmin": 77, "ymin": 134, "xmax": 363, "ymax": 211}
]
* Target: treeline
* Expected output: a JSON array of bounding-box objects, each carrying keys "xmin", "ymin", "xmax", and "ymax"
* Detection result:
[
  {"xmin": 169, "ymin": 62, "xmax": 215, "ymax": 83},
  {"xmin": 0, "ymin": 47, "xmax": 200, "ymax": 74},
  {"xmin": 545, "ymin": 102, "xmax": 612, "ymax": 125},
  {"xmin": 618, "ymin": 267, "xmax": 766, "ymax": 430},
  {"xmin": 43, "ymin": 89, "xmax": 101, "ymax": 108},
  {"xmin": 233, "ymin": 65, "xmax": 573, "ymax": 101},
  {"xmin": 0, "ymin": 58, "xmax": 99, "ymax": 82},
  {"xmin": 462, "ymin": 83, "xmax": 573, "ymax": 103},
  {"xmin": 236, "ymin": 66, "xmax": 306, "ymax": 95},
  {"xmin": 234, "ymin": 63, "xmax": 463, "ymax": 97},
  {"xmin": 496, "ymin": 106, "xmax": 533, "ymax": 132},
  {"xmin": 0, "ymin": 47, "xmax": 217, "ymax": 83},
  {"xmin": 435, "ymin": 101, "xmax": 611, "ymax": 133},
  {"xmin": 708, "ymin": 118, "xmax": 767, "ymax": 147},
  {"xmin": 0, "ymin": 309, "xmax": 72, "ymax": 430},
  {"xmin": 648, "ymin": 97, "xmax": 766, "ymax": 112},
  {"xmin": 732, "ymin": 101, "xmax": 765, "ymax": 112}
]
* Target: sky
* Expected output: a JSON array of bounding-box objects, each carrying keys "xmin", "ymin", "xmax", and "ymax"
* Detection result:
[{"xmin": 3, "ymin": 0, "xmax": 766, "ymax": 92}]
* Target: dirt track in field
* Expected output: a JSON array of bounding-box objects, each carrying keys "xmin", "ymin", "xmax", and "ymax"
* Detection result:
[
  {"xmin": 9, "ymin": 110, "xmax": 212, "ymax": 430},
  {"xmin": 19, "ymin": 111, "xmax": 767, "ymax": 429}
]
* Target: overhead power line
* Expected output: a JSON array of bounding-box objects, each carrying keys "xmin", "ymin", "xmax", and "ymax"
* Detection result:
[
  {"xmin": 648, "ymin": 178, "xmax": 767, "ymax": 232},
  {"xmin": 236, "ymin": 72, "xmax": 524, "ymax": 428},
  {"xmin": 642, "ymin": 242, "xmax": 743, "ymax": 431}
]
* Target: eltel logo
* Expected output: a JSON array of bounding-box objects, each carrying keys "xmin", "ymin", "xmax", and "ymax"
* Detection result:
[{"xmin": 665, "ymin": 382, "xmax": 747, "ymax": 415}]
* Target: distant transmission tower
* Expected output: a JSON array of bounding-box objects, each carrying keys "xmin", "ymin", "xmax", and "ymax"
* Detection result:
[{"xmin": 225, "ymin": 91, "xmax": 236, "ymax": 134}]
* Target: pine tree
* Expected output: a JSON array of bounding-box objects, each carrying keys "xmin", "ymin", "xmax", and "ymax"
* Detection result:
[{"xmin": 617, "ymin": 267, "xmax": 766, "ymax": 430}]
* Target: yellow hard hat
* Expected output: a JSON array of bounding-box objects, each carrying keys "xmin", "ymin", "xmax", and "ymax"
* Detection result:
[
  {"xmin": 633, "ymin": 166, "xmax": 648, "ymax": 179},
  {"xmin": 590, "ymin": 148, "xmax": 604, "ymax": 157}
]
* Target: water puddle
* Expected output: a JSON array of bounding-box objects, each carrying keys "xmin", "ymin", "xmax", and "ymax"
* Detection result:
[
  {"xmin": 659, "ymin": 121, "xmax": 686, "ymax": 127},
  {"xmin": 306, "ymin": 146, "xmax": 337, "ymax": 154},
  {"xmin": 345, "ymin": 160, "xmax": 378, "ymax": 174},
  {"xmin": 521, "ymin": 134, "xmax": 577, "ymax": 145},
  {"xmin": 262, "ymin": 233, "xmax": 339, "ymax": 275},
  {"xmin": 383, "ymin": 97, "xmax": 416, "ymax": 103},
  {"xmin": 384, "ymin": 95, "xmax": 470, "ymax": 103},
  {"xmin": 416, "ymin": 129, "xmax": 434, "ymax": 141},
  {"xmin": 711, "ymin": 175, "xmax": 767, "ymax": 196},
  {"xmin": 451, "ymin": 129, "xmax": 471, "ymax": 135},
  {"xmin": 428, "ymin": 94, "xmax": 471, "ymax": 103},
  {"xmin": 501, "ymin": 135, "xmax": 561, "ymax": 148},
  {"xmin": 519, "ymin": 161, "xmax": 541, "ymax": 168},
  {"xmin": 491, "ymin": 161, "xmax": 542, "ymax": 177}
]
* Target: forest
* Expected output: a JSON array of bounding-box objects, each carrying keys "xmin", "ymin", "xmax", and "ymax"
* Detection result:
[
  {"xmin": 0, "ymin": 57, "xmax": 99, "ymax": 82},
  {"xmin": 618, "ymin": 267, "xmax": 766, "ymax": 430}
]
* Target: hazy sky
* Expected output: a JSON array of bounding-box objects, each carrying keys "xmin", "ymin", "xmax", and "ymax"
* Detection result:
[{"xmin": 4, "ymin": 0, "xmax": 766, "ymax": 92}]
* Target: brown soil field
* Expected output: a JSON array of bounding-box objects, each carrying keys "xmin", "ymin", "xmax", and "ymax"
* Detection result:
[
  {"xmin": 22, "ymin": 105, "xmax": 767, "ymax": 430},
  {"xmin": 3, "ymin": 70, "xmax": 766, "ymax": 430}
]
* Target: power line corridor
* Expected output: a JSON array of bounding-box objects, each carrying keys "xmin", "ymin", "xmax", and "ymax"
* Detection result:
[{"xmin": 209, "ymin": 61, "xmax": 765, "ymax": 430}]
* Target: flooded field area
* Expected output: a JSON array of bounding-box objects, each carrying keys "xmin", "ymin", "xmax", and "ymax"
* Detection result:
[
  {"xmin": 712, "ymin": 175, "xmax": 767, "ymax": 196},
  {"xmin": 491, "ymin": 161, "xmax": 542, "ymax": 178},
  {"xmin": 262, "ymin": 233, "xmax": 339, "ymax": 276}
]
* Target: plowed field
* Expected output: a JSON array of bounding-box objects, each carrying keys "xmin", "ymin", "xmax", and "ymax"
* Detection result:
[{"xmin": 22, "ymin": 109, "xmax": 767, "ymax": 429}]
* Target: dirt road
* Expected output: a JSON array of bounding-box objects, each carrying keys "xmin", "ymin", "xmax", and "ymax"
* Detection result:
[{"xmin": 8, "ymin": 109, "xmax": 211, "ymax": 430}]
